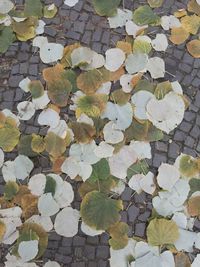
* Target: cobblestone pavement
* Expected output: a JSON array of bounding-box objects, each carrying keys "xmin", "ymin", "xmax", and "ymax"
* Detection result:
[{"xmin": 0, "ymin": 0, "xmax": 200, "ymax": 266}]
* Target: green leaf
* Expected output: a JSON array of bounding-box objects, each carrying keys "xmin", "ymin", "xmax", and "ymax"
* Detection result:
[
  {"xmin": 0, "ymin": 117, "xmax": 20, "ymax": 152},
  {"xmin": 81, "ymin": 191, "xmax": 123, "ymax": 230},
  {"xmin": 108, "ymin": 222, "xmax": 129, "ymax": 250},
  {"xmin": 133, "ymin": 40, "xmax": 152, "ymax": 54},
  {"xmin": 43, "ymin": 4, "xmax": 57, "ymax": 18},
  {"xmin": 147, "ymin": 218, "xmax": 179, "ymax": 246},
  {"xmin": 127, "ymin": 160, "xmax": 149, "ymax": 180},
  {"xmin": 44, "ymin": 176, "xmax": 57, "ymax": 196},
  {"xmin": 78, "ymin": 176, "xmax": 116, "ymax": 198},
  {"xmin": 146, "ymin": 123, "xmax": 164, "ymax": 141},
  {"xmin": 28, "ymin": 80, "xmax": 44, "ymax": 99},
  {"xmin": 0, "ymin": 26, "xmax": 16, "ymax": 54},
  {"xmin": 65, "ymin": 70, "xmax": 79, "ymax": 93},
  {"xmin": 18, "ymin": 135, "xmax": 38, "ymax": 157},
  {"xmin": 154, "ymin": 81, "xmax": 173, "ymax": 100},
  {"xmin": 87, "ymin": 158, "xmax": 110, "ymax": 184},
  {"xmin": 4, "ymin": 181, "xmax": 19, "ymax": 200},
  {"xmin": 24, "ymin": 0, "xmax": 43, "ymax": 17},
  {"xmin": 189, "ymin": 178, "xmax": 200, "ymax": 198},
  {"xmin": 179, "ymin": 155, "xmax": 200, "ymax": 178},
  {"xmin": 132, "ymin": 5, "xmax": 161, "ymax": 26},
  {"xmin": 124, "ymin": 118, "xmax": 149, "ymax": 142},
  {"xmin": 134, "ymin": 79, "xmax": 156, "ymax": 94},
  {"xmin": 92, "ymin": 0, "xmax": 121, "ymax": 17}
]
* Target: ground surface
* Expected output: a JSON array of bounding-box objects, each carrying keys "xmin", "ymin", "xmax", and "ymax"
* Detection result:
[{"xmin": 0, "ymin": 0, "xmax": 200, "ymax": 266}]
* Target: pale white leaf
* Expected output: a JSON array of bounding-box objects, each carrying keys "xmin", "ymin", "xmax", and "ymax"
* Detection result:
[
  {"xmin": 103, "ymin": 121, "xmax": 124, "ymax": 144},
  {"xmin": 128, "ymin": 174, "xmax": 143, "ymax": 194},
  {"xmin": 109, "ymin": 146, "xmax": 137, "ymax": 179},
  {"xmin": 94, "ymin": 141, "xmax": 114, "ymax": 158},
  {"xmin": 18, "ymin": 240, "xmax": 38, "ymax": 262},
  {"xmin": 44, "ymin": 261, "xmax": 60, "ymax": 267},
  {"xmin": 0, "ymin": 148, "xmax": 4, "ymax": 168},
  {"xmin": 48, "ymin": 120, "xmax": 69, "ymax": 139},
  {"xmin": 0, "ymin": 0, "xmax": 14, "ymax": 14},
  {"xmin": 101, "ymin": 102, "xmax": 133, "ymax": 131},
  {"xmin": 96, "ymin": 81, "xmax": 111, "ymax": 95},
  {"xmin": 2, "ymin": 161, "xmax": 16, "ymax": 182},
  {"xmin": 71, "ymin": 47, "xmax": 93, "ymax": 67},
  {"xmin": 151, "ymin": 33, "xmax": 168, "ymax": 52},
  {"xmin": 80, "ymin": 51, "xmax": 105, "ymax": 70},
  {"xmin": 192, "ymin": 254, "xmax": 200, "ymax": 267},
  {"xmin": 104, "ymin": 48, "xmax": 125, "ymax": 72},
  {"xmin": 140, "ymin": 172, "xmax": 155, "ymax": 195},
  {"xmin": 26, "ymin": 215, "xmax": 53, "ymax": 232},
  {"xmin": 32, "ymin": 91, "xmax": 50, "ymax": 110},
  {"xmin": 172, "ymin": 212, "xmax": 187, "ymax": 229},
  {"xmin": 54, "ymin": 207, "xmax": 80, "ymax": 237},
  {"xmin": 146, "ymin": 57, "xmax": 165, "ymax": 79},
  {"xmin": 120, "ymin": 74, "xmax": 134, "ymax": 93},
  {"xmin": 0, "ymin": 207, "xmax": 21, "ymax": 219},
  {"xmin": 17, "ymin": 101, "xmax": 35, "ymax": 121},
  {"xmin": 174, "ymin": 229, "xmax": 197, "ymax": 252},
  {"xmin": 32, "ymin": 36, "xmax": 48, "ymax": 49},
  {"xmin": 28, "ymin": 174, "xmax": 46, "ymax": 196},
  {"xmin": 125, "ymin": 20, "xmax": 148, "ymax": 37},
  {"xmin": 19, "ymin": 77, "xmax": 31, "ymax": 93},
  {"xmin": 109, "ymin": 239, "xmax": 136, "ymax": 267},
  {"xmin": 1, "ymin": 217, "xmax": 21, "ymax": 244},
  {"xmin": 38, "ymin": 193, "xmax": 59, "ymax": 216},
  {"xmin": 61, "ymin": 157, "xmax": 80, "ymax": 180},
  {"xmin": 130, "ymin": 141, "xmax": 151, "ymax": 160},
  {"xmin": 14, "ymin": 155, "xmax": 34, "ymax": 181},
  {"xmin": 2, "ymin": 109, "xmax": 20, "ymax": 125},
  {"xmin": 111, "ymin": 180, "xmax": 126, "ymax": 195},
  {"xmin": 79, "ymin": 161, "xmax": 93, "ymax": 181},
  {"xmin": 135, "ymin": 35, "xmax": 152, "ymax": 43},
  {"xmin": 54, "ymin": 181, "xmax": 74, "ymax": 208},
  {"xmin": 125, "ymin": 52, "xmax": 148, "ymax": 74},
  {"xmin": 171, "ymin": 81, "xmax": 183, "ymax": 95},
  {"xmin": 69, "ymin": 141, "xmax": 100, "ymax": 165},
  {"xmin": 146, "ymin": 92, "xmax": 185, "ymax": 133},
  {"xmin": 5, "ymin": 253, "xmax": 39, "ymax": 267},
  {"xmin": 64, "ymin": 0, "xmax": 79, "ymax": 7},
  {"xmin": 40, "ymin": 43, "xmax": 64, "ymax": 64},
  {"xmin": 131, "ymin": 90, "xmax": 156, "ymax": 120},
  {"xmin": 108, "ymin": 8, "xmax": 132, "ymax": 28},
  {"xmin": 77, "ymin": 113, "xmax": 94, "ymax": 126},
  {"xmin": 35, "ymin": 20, "xmax": 46, "ymax": 35},
  {"xmin": 157, "ymin": 163, "xmax": 180, "ymax": 191},
  {"xmin": 81, "ymin": 222, "xmax": 104, "ymax": 236},
  {"xmin": 38, "ymin": 108, "xmax": 60, "ymax": 128}
]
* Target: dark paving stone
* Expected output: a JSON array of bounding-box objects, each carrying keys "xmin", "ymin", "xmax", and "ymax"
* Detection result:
[
  {"xmin": 128, "ymin": 205, "xmax": 139, "ymax": 223},
  {"xmin": 96, "ymin": 246, "xmax": 109, "ymax": 259}
]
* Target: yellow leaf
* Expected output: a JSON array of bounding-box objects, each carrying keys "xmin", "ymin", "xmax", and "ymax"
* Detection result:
[
  {"xmin": 147, "ymin": 0, "xmax": 163, "ymax": 8},
  {"xmin": 174, "ymin": 9, "xmax": 187, "ymax": 18},
  {"xmin": 52, "ymin": 156, "xmax": 67, "ymax": 174},
  {"xmin": 31, "ymin": 134, "xmax": 46, "ymax": 153},
  {"xmin": 111, "ymin": 89, "xmax": 130, "ymax": 106},
  {"xmin": 0, "ymin": 220, "xmax": 6, "ymax": 242},
  {"xmin": 186, "ymin": 39, "xmax": 200, "ymax": 58},
  {"xmin": 181, "ymin": 15, "xmax": 200, "ymax": 35},
  {"xmin": 188, "ymin": 0, "xmax": 200, "ymax": 16},
  {"xmin": 110, "ymin": 66, "xmax": 125, "ymax": 82},
  {"xmin": 175, "ymin": 252, "xmax": 191, "ymax": 267},
  {"xmin": 169, "ymin": 27, "xmax": 190, "ymax": 45},
  {"xmin": 21, "ymin": 194, "xmax": 39, "ymax": 220},
  {"xmin": 45, "ymin": 132, "xmax": 66, "ymax": 158},
  {"xmin": 131, "ymin": 73, "xmax": 143, "ymax": 88},
  {"xmin": 147, "ymin": 218, "xmax": 179, "ymax": 246},
  {"xmin": 116, "ymin": 41, "xmax": 132, "ymax": 55},
  {"xmin": 0, "ymin": 111, "xmax": 6, "ymax": 128},
  {"xmin": 12, "ymin": 17, "xmax": 38, "ymax": 41},
  {"xmin": 188, "ymin": 196, "xmax": 200, "ymax": 217}
]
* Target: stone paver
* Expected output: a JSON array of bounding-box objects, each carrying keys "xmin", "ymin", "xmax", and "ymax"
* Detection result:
[{"xmin": 0, "ymin": 0, "xmax": 200, "ymax": 266}]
